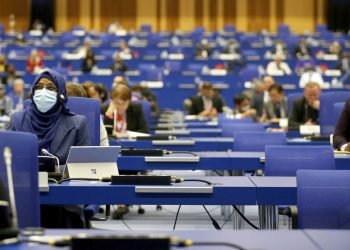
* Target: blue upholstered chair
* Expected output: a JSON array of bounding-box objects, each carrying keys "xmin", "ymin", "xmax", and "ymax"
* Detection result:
[
  {"xmin": 265, "ymin": 145, "xmax": 335, "ymax": 176},
  {"xmin": 320, "ymin": 92, "xmax": 350, "ymax": 135},
  {"xmin": 287, "ymin": 93, "xmax": 302, "ymax": 112},
  {"xmin": 234, "ymin": 132, "xmax": 286, "ymax": 152},
  {"xmin": 66, "ymin": 97, "xmax": 100, "ymax": 146},
  {"xmin": 0, "ymin": 131, "xmax": 39, "ymax": 228},
  {"xmin": 297, "ymin": 170, "xmax": 350, "ymax": 229}
]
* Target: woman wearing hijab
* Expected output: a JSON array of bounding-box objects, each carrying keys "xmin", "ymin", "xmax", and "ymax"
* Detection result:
[{"xmin": 8, "ymin": 69, "xmax": 90, "ymax": 228}]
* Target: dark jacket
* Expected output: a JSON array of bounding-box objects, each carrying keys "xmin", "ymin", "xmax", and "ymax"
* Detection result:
[
  {"xmin": 189, "ymin": 95, "xmax": 224, "ymax": 115},
  {"xmin": 8, "ymin": 111, "xmax": 90, "ymax": 164},
  {"xmin": 333, "ymin": 99, "xmax": 350, "ymax": 150},
  {"xmin": 288, "ymin": 97, "xmax": 319, "ymax": 130},
  {"xmin": 103, "ymin": 102, "xmax": 148, "ymax": 135}
]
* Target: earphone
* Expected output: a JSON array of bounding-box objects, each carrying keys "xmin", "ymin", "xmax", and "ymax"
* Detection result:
[{"xmin": 58, "ymin": 93, "xmax": 66, "ymax": 104}]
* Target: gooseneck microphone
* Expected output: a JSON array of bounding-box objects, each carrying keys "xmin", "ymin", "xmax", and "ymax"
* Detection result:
[
  {"xmin": 41, "ymin": 149, "xmax": 60, "ymax": 172},
  {"xmin": 0, "ymin": 147, "xmax": 19, "ymax": 243},
  {"xmin": 3, "ymin": 147, "xmax": 18, "ymax": 229}
]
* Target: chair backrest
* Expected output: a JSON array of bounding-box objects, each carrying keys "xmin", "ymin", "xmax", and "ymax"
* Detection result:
[
  {"xmin": 222, "ymin": 123, "xmax": 264, "ymax": 137},
  {"xmin": 334, "ymin": 102, "xmax": 346, "ymax": 129},
  {"xmin": 265, "ymin": 145, "xmax": 335, "ymax": 176},
  {"xmin": 320, "ymin": 92, "xmax": 350, "ymax": 135},
  {"xmin": 240, "ymin": 65, "xmax": 259, "ymax": 82},
  {"xmin": 67, "ymin": 97, "xmax": 100, "ymax": 146},
  {"xmin": 131, "ymin": 100, "xmax": 151, "ymax": 131},
  {"xmin": 287, "ymin": 93, "xmax": 302, "ymax": 112},
  {"xmin": 297, "ymin": 170, "xmax": 350, "ymax": 229},
  {"xmin": 234, "ymin": 132, "xmax": 286, "ymax": 152},
  {"xmin": 0, "ymin": 131, "xmax": 39, "ymax": 228}
]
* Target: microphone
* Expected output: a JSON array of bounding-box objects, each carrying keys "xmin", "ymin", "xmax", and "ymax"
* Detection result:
[
  {"xmin": 0, "ymin": 147, "xmax": 19, "ymax": 243},
  {"xmin": 41, "ymin": 149, "xmax": 60, "ymax": 172},
  {"xmin": 3, "ymin": 147, "xmax": 18, "ymax": 229}
]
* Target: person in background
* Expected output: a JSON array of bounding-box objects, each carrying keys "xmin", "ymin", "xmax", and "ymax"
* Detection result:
[
  {"xmin": 288, "ymin": 82, "xmax": 321, "ymax": 130},
  {"xmin": 266, "ymin": 41, "xmax": 288, "ymax": 59},
  {"xmin": 262, "ymin": 84, "xmax": 288, "ymax": 123},
  {"xmin": 112, "ymin": 75, "xmax": 129, "ymax": 88},
  {"xmin": 333, "ymin": 99, "xmax": 350, "ymax": 151},
  {"xmin": 329, "ymin": 41, "xmax": 342, "ymax": 57},
  {"xmin": 82, "ymin": 82, "xmax": 108, "ymax": 107},
  {"xmin": 1, "ymin": 64, "xmax": 17, "ymax": 87},
  {"xmin": 232, "ymin": 93, "xmax": 257, "ymax": 120},
  {"xmin": 294, "ymin": 38, "xmax": 312, "ymax": 58},
  {"xmin": 249, "ymin": 76, "xmax": 275, "ymax": 118},
  {"xmin": 117, "ymin": 41, "xmax": 132, "ymax": 59},
  {"xmin": 299, "ymin": 64, "xmax": 324, "ymax": 88},
  {"xmin": 0, "ymin": 54, "xmax": 8, "ymax": 73},
  {"xmin": 0, "ymin": 84, "xmax": 12, "ymax": 116},
  {"xmin": 66, "ymin": 83, "xmax": 109, "ymax": 146},
  {"xmin": 266, "ymin": 56, "xmax": 292, "ymax": 76},
  {"xmin": 81, "ymin": 48, "xmax": 96, "ymax": 72},
  {"xmin": 26, "ymin": 49, "xmax": 43, "ymax": 74},
  {"xmin": 8, "ymin": 78, "xmax": 30, "ymax": 112},
  {"xmin": 103, "ymin": 84, "xmax": 148, "ymax": 137},
  {"xmin": 131, "ymin": 84, "xmax": 160, "ymax": 114},
  {"xmin": 195, "ymin": 38, "xmax": 211, "ymax": 58},
  {"xmin": 8, "ymin": 69, "xmax": 90, "ymax": 228},
  {"xmin": 110, "ymin": 54, "xmax": 128, "ymax": 73},
  {"xmin": 336, "ymin": 52, "xmax": 350, "ymax": 74},
  {"xmin": 189, "ymin": 82, "xmax": 224, "ymax": 118}
]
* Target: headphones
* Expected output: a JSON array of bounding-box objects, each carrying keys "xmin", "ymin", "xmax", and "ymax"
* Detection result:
[{"xmin": 58, "ymin": 93, "xmax": 66, "ymax": 104}]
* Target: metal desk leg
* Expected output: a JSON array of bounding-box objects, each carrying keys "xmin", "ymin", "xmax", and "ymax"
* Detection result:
[
  {"xmin": 259, "ymin": 205, "xmax": 279, "ymax": 229},
  {"xmin": 233, "ymin": 205, "xmax": 245, "ymax": 229}
]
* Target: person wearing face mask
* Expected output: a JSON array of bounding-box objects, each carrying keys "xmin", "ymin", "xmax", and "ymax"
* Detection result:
[
  {"xmin": 233, "ymin": 93, "xmax": 257, "ymax": 120},
  {"xmin": 288, "ymin": 82, "xmax": 321, "ymax": 130},
  {"xmin": 8, "ymin": 69, "xmax": 90, "ymax": 228}
]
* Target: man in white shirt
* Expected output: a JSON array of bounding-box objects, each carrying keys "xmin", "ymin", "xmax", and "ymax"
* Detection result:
[
  {"xmin": 299, "ymin": 64, "xmax": 324, "ymax": 88},
  {"xmin": 266, "ymin": 56, "xmax": 292, "ymax": 76}
]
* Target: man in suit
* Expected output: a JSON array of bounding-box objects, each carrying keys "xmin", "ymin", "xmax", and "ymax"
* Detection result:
[
  {"xmin": 333, "ymin": 99, "xmax": 350, "ymax": 151},
  {"xmin": 288, "ymin": 82, "xmax": 321, "ymax": 130},
  {"xmin": 250, "ymin": 76, "xmax": 275, "ymax": 118},
  {"xmin": 263, "ymin": 84, "xmax": 288, "ymax": 123},
  {"xmin": 189, "ymin": 82, "xmax": 224, "ymax": 118}
]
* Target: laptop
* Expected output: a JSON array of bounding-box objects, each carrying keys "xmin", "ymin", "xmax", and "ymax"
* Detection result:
[{"xmin": 64, "ymin": 146, "xmax": 120, "ymax": 179}]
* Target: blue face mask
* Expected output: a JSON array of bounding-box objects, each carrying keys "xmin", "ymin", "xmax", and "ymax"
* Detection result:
[{"xmin": 33, "ymin": 88, "xmax": 57, "ymax": 113}]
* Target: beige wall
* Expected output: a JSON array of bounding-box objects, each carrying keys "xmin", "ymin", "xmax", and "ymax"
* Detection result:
[{"xmin": 53, "ymin": 0, "xmax": 326, "ymax": 33}]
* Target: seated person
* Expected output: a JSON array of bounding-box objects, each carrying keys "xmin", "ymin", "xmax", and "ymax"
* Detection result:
[
  {"xmin": 189, "ymin": 82, "xmax": 224, "ymax": 118},
  {"xmin": 336, "ymin": 52, "xmax": 350, "ymax": 74},
  {"xmin": 195, "ymin": 39, "xmax": 211, "ymax": 58},
  {"xmin": 0, "ymin": 84, "xmax": 13, "ymax": 116},
  {"xmin": 8, "ymin": 78, "xmax": 30, "ymax": 112},
  {"xmin": 288, "ymin": 82, "xmax": 321, "ymax": 130},
  {"xmin": 26, "ymin": 49, "xmax": 43, "ymax": 74},
  {"xmin": 0, "ymin": 54, "xmax": 8, "ymax": 73},
  {"xmin": 266, "ymin": 41, "xmax": 288, "ymax": 59},
  {"xmin": 8, "ymin": 69, "xmax": 90, "ymax": 228},
  {"xmin": 103, "ymin": 84, "xmax": 148, "ymax": 137},
  {"xmin": 333, "ymin": 99, "xmax": 350, "ymax": 151},
  {"xmin": 110, "ymin": 54, "xmax": 128, "ymax": 73},
  {"xmin": 249, "ymin": 76, "xmax": 275, "ymax": 118},
  {"xmin": 293, "ymin": 38, "xmax": 312, "ymax": 59},
  {"xmin": 232, "ymin": 93, "xmax": 257, "ymax": 120},
  {"xmin": 262, "ymin": 84, "xmax": 288, "ymax": 123},
  {"xmin": 266, "ymin": 56, "xmax": 292, "ymax": 76},
  {"xmin": 82, "ymin": 81, "xmax": 109, "ymax": 107},
  {"xmin": 81, "ymin": 49, "xmax": 96, "ymax": 72},
  {"xmin": 299, "ymin": 64, "xmax": 324, "ymax": 88}
]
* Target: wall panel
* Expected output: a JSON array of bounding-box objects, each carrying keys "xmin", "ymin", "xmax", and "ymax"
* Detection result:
[
  {"xmin": 0, "ymin": 0, "xmax": 31, "ymax": 31},
  {"xmin": 46, "ymin": 0, "xmax": 326, "ymax": 33}
]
